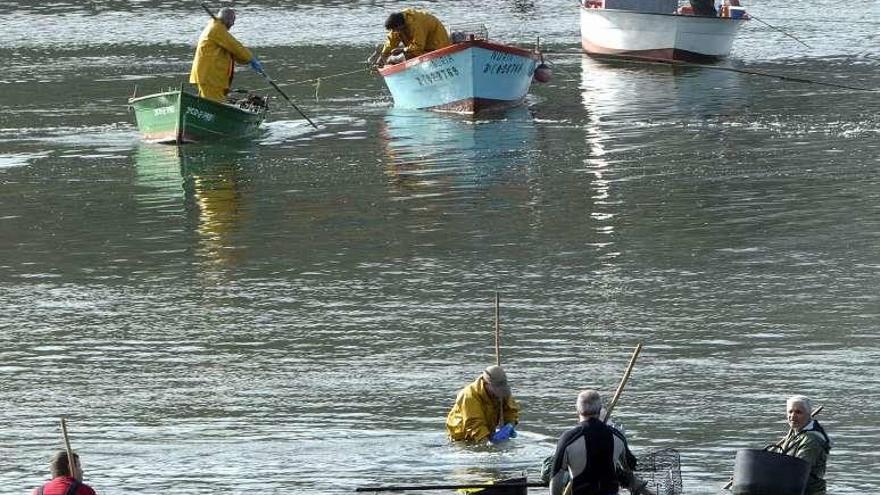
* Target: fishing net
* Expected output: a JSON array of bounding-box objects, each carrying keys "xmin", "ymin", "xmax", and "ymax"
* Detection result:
[
  {"xmin": 449, "ymin": 23, "xmax": 489, "ymax": 43},
  {"xmin": 635, "ymin": 448, "xmax": 683, "ymax": 495},
  {"xmin": 227, "ymin": 92, "xmax": 269, "ymax": 113}
]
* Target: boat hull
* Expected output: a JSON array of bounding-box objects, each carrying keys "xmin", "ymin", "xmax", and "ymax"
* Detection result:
[
  {"xmin": 579, "ymin": 6, "xmax": 745, "ymax": 62},
  {"xmin": 129, "ymin": 90, "xmax": 266, "ymax": 144},
  {"xmin": 379, "ymin": 40, "xmax": 541, "ymax": 115}
]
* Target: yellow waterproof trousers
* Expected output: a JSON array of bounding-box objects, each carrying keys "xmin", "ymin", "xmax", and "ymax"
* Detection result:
[{"xmin": 197, "ymin": 85, "xmax": 226, "ymax": 102}]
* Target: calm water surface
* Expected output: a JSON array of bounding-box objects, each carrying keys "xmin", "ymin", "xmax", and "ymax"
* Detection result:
[{"xmin": 1, "ymin": 0, "xmax": 878, "ymax": 493}]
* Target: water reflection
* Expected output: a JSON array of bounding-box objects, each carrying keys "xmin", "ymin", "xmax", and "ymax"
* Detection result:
[
  {"xmin": 134, "ymin": 144, "xmax": 252, "ymax": 269},
  {"xmin": 380, "ymin": 107, "xmax": 537, "ymax": 197},
  {"xmin": 580, "ymin": 57, "xmax": 748, "ymax": 120},
  {"xmin": 182, "ymin": 149, "xmax": 251, "ymax": 268}
]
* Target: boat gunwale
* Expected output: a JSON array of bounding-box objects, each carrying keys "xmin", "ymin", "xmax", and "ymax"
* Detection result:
[
  {"xmin": 128, "ymin": 89, "xmax": 266, "ymax": 117},
  {"xmin": 579, "ymin": 3, "xmax": 748, "ymax": 22}
]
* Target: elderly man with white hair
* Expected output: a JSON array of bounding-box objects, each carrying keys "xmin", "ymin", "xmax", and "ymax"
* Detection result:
[
  {"xmin": 768, "ymin": 395, "xmax": 831, "ymax": 495},
  {"xmin": 189, "ymin": 7, "xmax": 262, "ymax": 102},
  {"xmin": 548, "ymin": 390, "xmax": 653, "ymax": 495}
]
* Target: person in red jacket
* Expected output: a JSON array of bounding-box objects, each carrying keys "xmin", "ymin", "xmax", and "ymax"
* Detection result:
[{"xmin": 32, "ymin": 450, "xmax": 98, "ymax": 495}]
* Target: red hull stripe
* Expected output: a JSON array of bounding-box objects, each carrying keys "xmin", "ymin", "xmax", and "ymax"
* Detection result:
[
  {"xmin": 423, "ymin": 97, "xmax": 526, "ymax": 115},
  {"xmin": 379, "ymin": 40, "xmax": 540, "ymax": 76},
  {"xmin": 581, "ymin": 40, "xmax": 722, "ymax": 63}
]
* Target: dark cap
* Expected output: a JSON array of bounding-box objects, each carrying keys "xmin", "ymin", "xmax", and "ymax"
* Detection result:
[{"xmin": 482, "ymin": 365, "xmax": 511, "ymax": 398}]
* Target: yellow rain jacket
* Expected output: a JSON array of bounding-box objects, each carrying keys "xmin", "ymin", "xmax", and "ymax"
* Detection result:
[
  {"xmin": 189, "ymin": 19, "xmax": 253, "ymax": 93},
  {"xmin": 381, "ymin": 9, "xmax": 451, "ymax": 59},
  {"xmin": 446, "ymin": 376, "xmax": 520, "ymax": 442}
]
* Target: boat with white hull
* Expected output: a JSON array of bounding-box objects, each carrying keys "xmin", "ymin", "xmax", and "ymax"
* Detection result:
[{"xmin": 579, "ymin": 0, "xmax": 747, "ymax": 62}]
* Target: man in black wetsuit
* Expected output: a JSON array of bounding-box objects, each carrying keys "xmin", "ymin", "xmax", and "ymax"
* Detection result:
[{"xmin": 548, "ymin": 390, "xmax": 654, "ymax": 495}]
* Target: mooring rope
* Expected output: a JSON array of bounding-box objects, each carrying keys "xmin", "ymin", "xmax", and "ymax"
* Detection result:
[
  {"xmin": 542, "ymin": 50, "xmax": 877, "ymax": 92},
  {"xmin": 252, "ymin": 66, "xmax": 374, "ymax": 99}
]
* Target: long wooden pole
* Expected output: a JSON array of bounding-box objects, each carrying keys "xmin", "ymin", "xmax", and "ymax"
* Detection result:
[
  {"xmin": 60, "ymin": 417, "xmax": 78, "ymax": 480},
  {"xmin": 494, "ymin": 292, "xmax": 504, "ymax": 428},
  {"xmin": 494, "ymin": 292, "xmax": 501, "ymax": 367},
  {"xmin": 564, "ymin": 343, "xmax": 643, "ymax": 495},
  {"xmin": 199, "ymin": 3, "xmax": 318, "ymax": 129},
  {"xmin": 601, "ymin": 342, "xmax": 643, "ymax": 422},
  {"xmin": 722, "ymin": 405, "xmax": 824, "ymax": 490}
]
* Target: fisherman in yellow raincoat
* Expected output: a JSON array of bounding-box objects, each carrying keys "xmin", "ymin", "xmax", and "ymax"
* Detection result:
[
  {"xmin": 446, "ymin": 365, "xmax": 520, "ymax": 443},
  {"xmin": 189, "ymin": 7, "xmax": 262, "ymax": 102},
  {"xmin": 377, "ymin": 9, "xmax": 451, "ymax": 66}
]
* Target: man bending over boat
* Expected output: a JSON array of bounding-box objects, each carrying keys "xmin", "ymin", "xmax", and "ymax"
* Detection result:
[
  {"xmin": 377, "ymin": 9, "xmax": 451, "ymax": 66},
  {"xmin": 190, "ymin": 7, "xmax": 263, "ymax": 102},
  {"xmin": 548, "ymin": 390, "xmax": 654, "ymax": 495},
  {"xmin": 32, "ymin": 450, "xmax": 98, "ymax": 495},
  {"xmin": 766, "ymin": 395, "xmax": 831, "ymax": 495},
  {"xmin": 446, "ymin": 365, "xmax": 520, "ymax": 443}
]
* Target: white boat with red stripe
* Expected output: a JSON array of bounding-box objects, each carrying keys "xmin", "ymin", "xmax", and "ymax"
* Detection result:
[{"xmin": 579, "ymin": 0, "xmax": 748, "ymax": 63}]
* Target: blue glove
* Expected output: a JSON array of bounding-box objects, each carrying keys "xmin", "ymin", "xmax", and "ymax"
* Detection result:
[
  {"xmin": 249, "ymin": 57, "xmax": 264, "ymax": 74},
  {"xmin": 489, "ymin": 423, "xmax": 516, "ymax": 444}
]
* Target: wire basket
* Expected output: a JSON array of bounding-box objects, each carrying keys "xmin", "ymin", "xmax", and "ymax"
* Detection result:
[
  {"xmin": 449, "ymin": 23, "xmax": 489, "ymax": 43},
  {"xmin": 635, "ymin": 448, "xmax": 683, "ymax": 495}
]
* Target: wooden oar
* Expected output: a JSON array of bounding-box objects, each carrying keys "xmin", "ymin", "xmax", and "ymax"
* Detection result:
[
  {"xmin": 199, "ymin": 3, "xmax": 318, "ymax": 129},
  {"xmin": 722, "ymin": 405, "xmax": 825, "ymax": 490},
  {"xmin": 356, "ymin": 481, "xmax": 548, "ymax": 492},
  {"xmin": 60, "ymin": 417, "xmax": 78, "ymax": 480}
]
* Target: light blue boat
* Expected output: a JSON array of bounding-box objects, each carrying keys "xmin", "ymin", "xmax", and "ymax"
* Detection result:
[{"xmin": 379, "ymin": 40, "xmax": 542, "ymax": 115}]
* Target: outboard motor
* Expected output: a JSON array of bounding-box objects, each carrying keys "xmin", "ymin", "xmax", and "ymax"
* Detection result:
[{"xmin": 732, "ymin": 449, "xmax": 809, "ymax": 495}]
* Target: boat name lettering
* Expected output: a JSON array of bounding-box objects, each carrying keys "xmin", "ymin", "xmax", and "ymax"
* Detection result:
[
  {"xmin": 153, "ymin": 105, "xmax": 176, "ymax": 116},
  {"xmin": 482, "ymin": 62, "xmax": 524, "ymax": 75},
  {"xmin": 489, "ymin": 52, "xmax": 516, "ymax": 62},
  {"xmin": 415, "ymin": 66, "xmax": 461, "ymax": 86},
  {"xmin": 185, "ymin": 107, "xmax": 216, "ymax": 122},
  {"xmin": 428, "ymin": 56, "xmax": 454, "ymax": 68}
]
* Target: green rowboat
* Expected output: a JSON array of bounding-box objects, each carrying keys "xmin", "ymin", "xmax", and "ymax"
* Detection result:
[{"xmin": 129, "ymin": 88, "xmax": 267, "ymax": 144}]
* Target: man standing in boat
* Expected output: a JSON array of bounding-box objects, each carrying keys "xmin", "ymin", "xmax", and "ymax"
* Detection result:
[
  {"xmin": 689, "ymin": 0, "xmax": 717, "ymax": 16},
  {"xmin": 32, "ymin": 450, "xmax": 98, "ymax": 495},
  {"xmin": 446, "ymin": 365, "xmax": 520, "ymax": 443},
  {"xmin": 376, "ymin": 9, "xmax": 451, "ymax": 66},
  {"xmin": 548, "ymin": 390, "xmax": 654, "ymax": 495},
  {"xmin": 189, "ymin": 7, "xmax": 263, "ymax": 102},
  {"xmin": 768, "ymin": 396, "xmax": 831, "ymax": 495}
]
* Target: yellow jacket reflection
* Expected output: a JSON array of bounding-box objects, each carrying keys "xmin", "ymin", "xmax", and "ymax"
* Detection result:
[
  {"xmin": 446, "ymin": 375, "xmax": 520, "ymax": 442},
  {"xmin": 381, "ymin": 9, "xmax": 451, "ymax": 60},
  {"xmin": 189, "ymin": 19, "xmax": 253, "ymax": 101}
]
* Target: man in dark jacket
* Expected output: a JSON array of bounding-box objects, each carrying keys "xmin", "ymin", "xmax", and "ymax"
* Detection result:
[
  {"xmin": 32, "ymin": 450, "xmax": 98, "ymax": 495},
  {"xmin": 548, "ymin": 390, "xmax": 653, "ymax": 495},
  {"xmin": 690, "ymin": 0, "xmax": 717, "ymax": 16},
  {"xmin": 768, "ymin": 396, "xmax": 831, "ymax": 495}
]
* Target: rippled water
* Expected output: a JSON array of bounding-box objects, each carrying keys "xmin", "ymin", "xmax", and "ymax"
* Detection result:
[{"xmin": 1, "ymin": 0, "xmax": 879, "ymax": 494}]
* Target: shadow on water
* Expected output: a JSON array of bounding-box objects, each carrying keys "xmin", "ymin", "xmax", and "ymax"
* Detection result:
[{"xmin": 380, "ymin": 107, "xmax": 538, "ymax": 196}]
